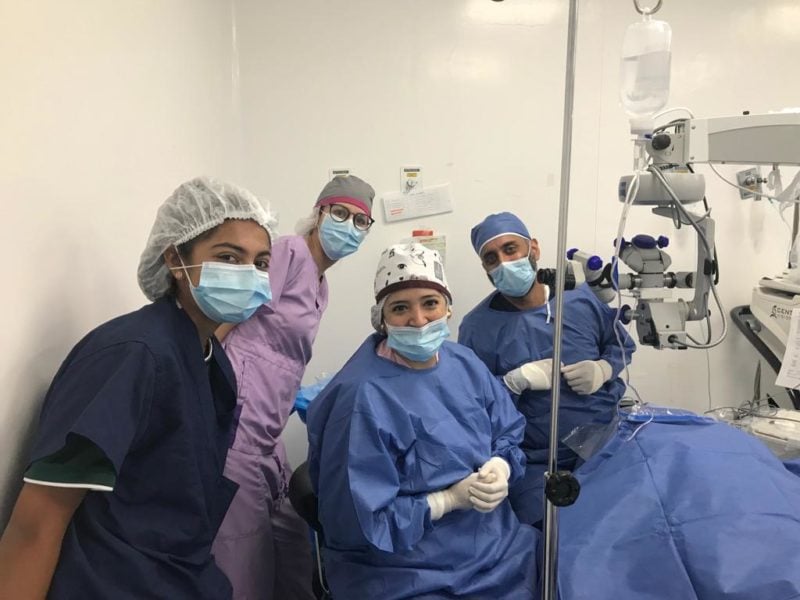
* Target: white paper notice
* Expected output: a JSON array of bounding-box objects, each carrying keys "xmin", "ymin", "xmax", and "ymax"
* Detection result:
[
  {"xmin": 776, "ymin": 308, "xmax": 800, "ymax": 388},
  {"xmin": 382, "ymin": 183, "xmax": 454, "ymax": 223},
  {"xmin": 412, "ymin": 234, "xmax": 447, "ymax": 265}
]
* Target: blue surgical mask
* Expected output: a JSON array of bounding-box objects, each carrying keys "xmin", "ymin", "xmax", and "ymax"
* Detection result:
[
  {"xmin": 319, "ymin": 214, "xmax": 366, "ymax": 260},
  {"xmin": 489, "ymin": 256, "xmax": 536, "ymax": 298},
  {"xmin": 386, "ymin": 316, "xmax": 450, "ymax": 362},
  {"xmin": 184, "ymin": 262, "xmax": 272, "ymax": 323}
]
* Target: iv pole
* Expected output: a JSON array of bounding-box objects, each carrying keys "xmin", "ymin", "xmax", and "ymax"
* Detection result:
[
  {"xmin": 544, "ymin": 1, "xmax": 670, "ymax": 595},
  {"xmin": 542, "ymin": 2, "xmax": 674, "ymax": 595},
  {"xmin": 541, "ymin": 0, "xmax": 580, "ymax": 597}
]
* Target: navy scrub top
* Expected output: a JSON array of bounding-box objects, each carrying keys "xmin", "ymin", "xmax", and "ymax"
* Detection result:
[{"xmin": 28, "ymin": 297, "xmax": 238, "ymax": 600}]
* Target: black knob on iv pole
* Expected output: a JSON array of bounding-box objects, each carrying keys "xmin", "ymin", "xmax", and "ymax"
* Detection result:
[{"xmin": 544, "ymin": 470, "xmax": 581, "ymax": 507}]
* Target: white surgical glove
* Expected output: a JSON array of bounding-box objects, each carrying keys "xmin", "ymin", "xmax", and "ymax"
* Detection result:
[
  {"xmin": 503, "ymin": 359, "xmax": 555, "ymax": 394},
  {"xmin": 427, "ymin": 473, "xmax": 480, "ymax": 520},
  {"xmin": 470, "ymin": 457, "xmax": 511, "ymax": 513},
  {"xmin": 561, "ymin": 359, "xmax": 613, "ymax": 395}
]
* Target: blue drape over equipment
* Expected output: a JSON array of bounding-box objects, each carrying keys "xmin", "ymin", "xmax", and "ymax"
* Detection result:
[{"xmin": 559, "ymin": 410, "xmax": 800, "ymax": 599}]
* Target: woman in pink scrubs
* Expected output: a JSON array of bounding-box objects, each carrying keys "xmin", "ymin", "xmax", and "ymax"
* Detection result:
[{"xmin": 212, "ymin": 175, "xmax": 375, "ymax": 599}]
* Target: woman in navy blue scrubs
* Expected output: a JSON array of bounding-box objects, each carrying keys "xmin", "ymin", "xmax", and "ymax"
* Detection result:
[{"xmin": 0, "ymin": 177, "xmax": 276, "ymax": 599}]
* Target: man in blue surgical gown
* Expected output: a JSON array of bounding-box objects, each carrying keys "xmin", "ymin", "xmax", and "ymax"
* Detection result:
[
  {"xmin": 307, "ymin": 242, "xmax": 539, "ymax": 600},
  {"xmin": 459, "ymin": 211, "xmax": 635, "ymax": 527}
]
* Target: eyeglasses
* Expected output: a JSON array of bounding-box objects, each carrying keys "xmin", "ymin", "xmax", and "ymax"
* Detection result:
[{"xmin": 325, "ymin": 203, "xmax": 375, "ymax": 231}]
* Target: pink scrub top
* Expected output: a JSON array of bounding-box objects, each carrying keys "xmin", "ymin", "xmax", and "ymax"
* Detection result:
[{"xmin": 223, "ymin": 234, "xmax": 329, "ymax": 455}]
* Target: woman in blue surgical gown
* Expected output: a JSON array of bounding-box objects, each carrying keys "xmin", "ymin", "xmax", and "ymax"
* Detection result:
[
  {"xmin": 307, "ymin": 242, "xmax": 539, "ymax": 600},
  {"xmin": 0, "ymin": 177, "xmax": 276, "ymax": 600}
]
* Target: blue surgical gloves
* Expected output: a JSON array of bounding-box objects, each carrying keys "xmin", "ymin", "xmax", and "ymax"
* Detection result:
[
  {"xmin": 503, "ymin": 359, "xmax": 556, "ymax": 394},
  {"xmin": 561, "ymin": 359, "xmax": 613, "ymax": 395},
  {"xmin": 427, "ymin": 457, "xmax": 511, "ymax": 520},
  {"xmin": 504, "ymin": 358, "xmax": 613, "ymax": 396},
  {"xmin": 294, "ymin": 373, "xmax": 334, "ymax": 423}
]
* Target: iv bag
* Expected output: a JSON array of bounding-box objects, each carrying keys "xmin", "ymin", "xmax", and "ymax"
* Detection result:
[{"xmin": 620, "ymin": 16, "xmax": 672, "ymax": 123}]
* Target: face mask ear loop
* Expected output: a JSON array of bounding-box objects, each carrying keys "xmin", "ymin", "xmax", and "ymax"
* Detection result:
[
  {"xmin": 528, "ymin": 239, "xmax": 540, "ymax": 274},
  {"xmin": 173, "ymin": 244, "xmax": 196, "ymax": 288}
]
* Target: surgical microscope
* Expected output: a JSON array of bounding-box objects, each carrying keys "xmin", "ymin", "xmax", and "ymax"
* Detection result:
[{"xmin": 558, "ymin": 112, "xmax": 800, "ymax": 350}]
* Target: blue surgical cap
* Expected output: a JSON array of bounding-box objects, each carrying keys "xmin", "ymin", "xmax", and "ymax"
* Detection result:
[{"xmin": 470, "ymin": 212, "xmax": 531, "ymax": 255}]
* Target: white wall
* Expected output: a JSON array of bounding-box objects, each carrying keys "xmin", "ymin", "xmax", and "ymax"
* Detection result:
[
  {"xmin": 3, "ymin": 0, "xmax": 800, "ymax": 522},
  {"xmin": 0, "ymin": 0, "xmax": 245, "ymax": 525}
]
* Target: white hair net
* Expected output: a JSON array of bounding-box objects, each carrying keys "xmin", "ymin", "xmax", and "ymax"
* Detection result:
[{"xmin": 137, "ymin": 176, "xmax": 278, "ymax": 301}]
